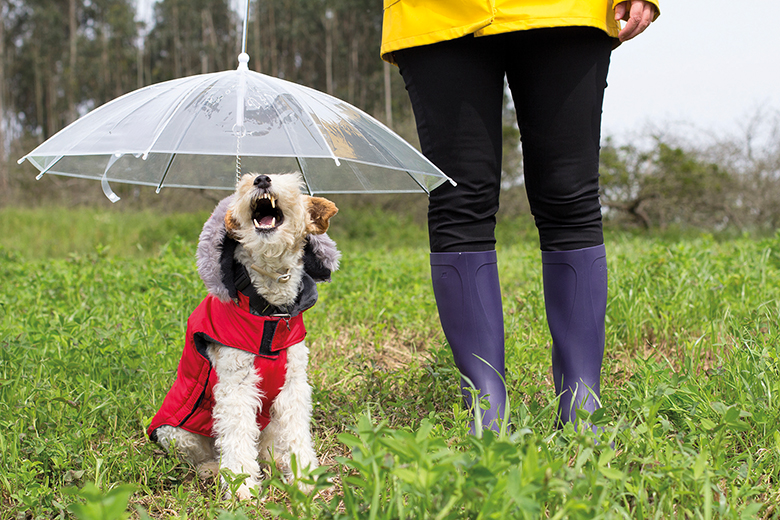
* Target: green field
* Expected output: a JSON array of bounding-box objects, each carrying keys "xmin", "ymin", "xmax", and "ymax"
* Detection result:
[{"xmin": 0, "ymin": 206, "xmax": 778, "ymax": 519}]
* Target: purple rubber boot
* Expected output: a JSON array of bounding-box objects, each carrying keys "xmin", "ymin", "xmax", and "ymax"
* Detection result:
[
  {"xmin": 430, "ymin": 250, "xmax": 508, "ymax": 433},
  {"xmin": 541, "ymin": 245, "xmax": 608, "ymax": 431}
]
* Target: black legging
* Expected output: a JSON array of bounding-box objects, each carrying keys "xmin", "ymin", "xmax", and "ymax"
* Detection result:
[{"xmin": 395, "ymin": 27, "xmax": 613, "ymax": 252}]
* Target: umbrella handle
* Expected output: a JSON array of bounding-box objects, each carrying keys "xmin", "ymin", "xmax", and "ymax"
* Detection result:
[
  {"xmin": 101, "ymin": 154, "xmax": 122, "ymax": 203},
  {"xmin": 233, "ymin": 53, "xmax": 250, "ymax": 183},
  {"xmin": 235, "ymin": 135, "xmax": 242, "ymax": 182}
]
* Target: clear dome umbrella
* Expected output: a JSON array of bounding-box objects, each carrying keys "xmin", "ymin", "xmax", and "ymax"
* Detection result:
[{"xmin": 18, "ymin": 24, "xmax": 454, "ymax": 201}]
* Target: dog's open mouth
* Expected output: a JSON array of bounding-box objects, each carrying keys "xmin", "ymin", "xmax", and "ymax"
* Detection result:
[{"xmin": 252, "ymin": 192, "xmax": 284, "ymax": 233}]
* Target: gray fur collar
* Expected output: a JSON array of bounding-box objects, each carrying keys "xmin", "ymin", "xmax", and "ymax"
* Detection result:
[{"xmin": 196, "ymin": 195, "xmax": 340, "ymax": 303}]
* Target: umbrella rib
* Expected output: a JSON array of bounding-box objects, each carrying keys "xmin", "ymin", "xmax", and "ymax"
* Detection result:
[
  {"xmin": 32, "ymin": 155, "xmax": 65, "ymax": 178},
  {"xmin": 20, "ymin": 74, "xmax": 220, "ymax": 162},
  {"xmin": 300, "ymin": 87, "xmax": 456, "ymax": 189},
  {"xmin": 411, "ymin": 172, "xmax": 430, "ymax": 194},
  {"xmin": 143, "ymin": 73, "xmax": 225, "ymax": 159},
  {"xmin": 105, "ymin": 75, "xmax": 217, "ymax": 153},
  {"xmin": 95, "ymin": 81, "xmax": 199, "ymax": 149},
  {"xmin": 343, "ymin": 160, "xmax": 373, "ymax": 191},
  {"xmin": 264, "ymin": 80, "xmax": 451, "ymax": 194},
  {"xmin": 154, "ymin": 76, "xmax": 230, "ymax": 192},
  {"xmin": 260, "ymin": 83, "xmax": 320, "ymax": 167},
  {"xmin": 18, "ymin": 85, "xmax": 161, "ymax": 160},
  {"xmin": 154, "ymin": 153, "xmax": 178, "ymax": 193},
  {"xmin": 295, "ymin": 157, "xmax": 313, "ymax": 195},
  {"xmin": 276, "ymin": 82, "xmax": 341, "ymax": 166},
  {"xmin": 286, "ymin": 83, "xmax": 453, "ymax": 192}
]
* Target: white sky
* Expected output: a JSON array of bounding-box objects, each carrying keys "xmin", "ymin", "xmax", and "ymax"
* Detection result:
[{"xmin": 602, "ymin": 0, "xmax": 779, "ymax": 140}]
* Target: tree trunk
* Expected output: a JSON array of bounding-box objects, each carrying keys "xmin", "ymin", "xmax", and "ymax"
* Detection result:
[
  {"xmin": 144, "ymin": 29, "xmax": 152, "ymax": 89},
  {"xmin": 201, "ymin": 10, "xmax": 209, "ymax": 73},
  {"xmin": 66, "ymin": 0, "xmax": 78, "ymax": 124},
  {"xmin": 46, "ymin": 60, "xmax": 58, "ymax": 138},
  {"xmin": 324, "ymin": 9, "xmax": 333, "ymax": 95},
  {"xmin": 137, "ymin": 32, "xmax": 144, "ymax": 89},
  {"xmin": 172, "ymin": 1, "xmax": 182, "ymax": 78},
  {"xmin": 348, "ymin": 15, "xmax": 359, "ymax": 104},
  {"xmin": 32, "ymin": 42, "xmax": 45, "ymax": 141},
  {"xmin": 287, "ymin": 0, "xmax": 296, "ymax": 81},
  {"xmin": 252, "ymin": 0, "xmax": 261, "ymax": 72},
  {"xmin": 384, "ymin": 61, "xmax": 393, "ymax": 128},
  {"xmin": 268, "ymin": 1, "xmax": 278, "ymax": 76},
  {"xmin": 201, "ymin": 9, "xmax": 219, "ymax": 73},
  {"xmin": 0, "ymin": 12, "xmax": 6, "ymax": 192},
  {"xmin": 101, "ymin": 29, "xmax": 110, "ymax": 104}
]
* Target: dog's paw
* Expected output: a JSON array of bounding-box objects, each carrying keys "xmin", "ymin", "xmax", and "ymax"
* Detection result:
[{"xmin": 197, "ymin": 461, "xmax": 220, "ymax": 480}]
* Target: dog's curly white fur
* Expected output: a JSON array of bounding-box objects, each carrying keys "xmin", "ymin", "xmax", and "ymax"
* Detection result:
[{"xmin": 152, "ymin": 173, "xmax": 338, "ymax": 500}]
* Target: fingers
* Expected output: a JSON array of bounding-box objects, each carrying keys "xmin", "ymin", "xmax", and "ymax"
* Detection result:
[
  {"xmin": 615, "ymin": 1, "xmax": 656, "ymax": 42},
  {"xmin": 614, "ymin": 2, "xmax": 627, "ymax": 21}
]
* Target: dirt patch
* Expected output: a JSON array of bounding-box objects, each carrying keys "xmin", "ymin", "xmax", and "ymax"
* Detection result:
[{"xmin": 310, "ymin": 325, "xmax": 440, "ymax": 372}]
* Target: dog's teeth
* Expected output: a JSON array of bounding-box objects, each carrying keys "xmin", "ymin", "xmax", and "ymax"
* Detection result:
[
  {"xmin": 271, "ymin": 196, "xmax": 276, "ymax": 209},
  {"xmin": 254, "ymin": 218, "xmax": 261, "ymax": 229},
  {"xmin": 271, "ymin": 217, "xmax": 276, "ymax": 227}
]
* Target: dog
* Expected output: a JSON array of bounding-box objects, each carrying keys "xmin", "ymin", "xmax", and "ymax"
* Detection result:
[{"xmin": 147, "ymin": 172, "xmax": 339, "ymax": 500}]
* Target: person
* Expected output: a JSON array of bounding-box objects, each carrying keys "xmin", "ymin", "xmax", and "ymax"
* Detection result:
[{"xmin": 381, "ymin": 0, "xmax": 659, "ymax": 433}]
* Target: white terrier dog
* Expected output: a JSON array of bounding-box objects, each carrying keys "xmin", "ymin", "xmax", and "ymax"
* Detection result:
[{"xmin": 148, "ymin": 173, "xmax": 339, "ymax": 500}]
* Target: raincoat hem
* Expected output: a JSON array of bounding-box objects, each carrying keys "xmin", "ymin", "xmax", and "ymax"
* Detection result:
[{"xmin": 381, "ymin": 20, "xmax": 494, "ymax": 64}]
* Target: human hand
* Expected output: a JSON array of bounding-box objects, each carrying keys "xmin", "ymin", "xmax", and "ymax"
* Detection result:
[{"xmin": 614, "ymin": 0, "xmax": 656, "ymax": 42}]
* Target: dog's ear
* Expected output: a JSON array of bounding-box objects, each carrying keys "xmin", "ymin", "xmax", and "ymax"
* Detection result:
[
  {"xmin": 306, "ymin": 196, "xmax": 338, "ymax": 234},
  {"xmin": 224, "ymin": 208, "xmax": 240, "ymax": 238}
]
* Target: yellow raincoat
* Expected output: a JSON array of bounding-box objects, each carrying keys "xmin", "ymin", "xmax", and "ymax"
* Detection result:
[{"xmin": 381, "ymin": 0, "xmax": 660, "ymax": 63}]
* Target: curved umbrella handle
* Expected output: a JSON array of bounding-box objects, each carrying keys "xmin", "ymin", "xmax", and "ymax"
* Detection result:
[{"xmin": 101, "ymin": 153, "xmax": 122, "ymax": 203}]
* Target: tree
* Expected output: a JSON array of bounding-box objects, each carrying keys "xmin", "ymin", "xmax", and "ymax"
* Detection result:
[
  {"xmin": 146, "ymin": 0, "xmax": 235, "ymax": 84},
  {"xmin": 0, "ymin": 0, "xmax": 7, "ymax": 191},
  {"xmin": 6, "ymin": 0, "xmax": 69, "ymax": 138},
  {"xmin": 599, "ymin": 137, "xmax": 735, "ymax": 230},
  {"xmin": 247, "ymin": 0, "xmax": 390, "ymax": 116},
  {"xmin": 705, "ymin": 111, "xmax": 780, "ymax": 230},
  {"xmin": 79, "ymin": 0, "xmax": 141, "ymax": 107},
  {"xmin": 599, "ymin": 139, "xmax": 657, "ymax": 229},
  {"xmin": 4, "ymin": 0, "xmax": 138, "ymax": 138}
]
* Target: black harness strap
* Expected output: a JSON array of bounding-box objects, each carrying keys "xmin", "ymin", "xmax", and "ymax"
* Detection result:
[
  {"xmin": 219, "ymin": 236, "xmax": 318, "ymax": 318},
  {"xmin": 234, "ymin": 263, "xmax": 281, "ymax": 316},
  {"xmin": 221, "ymin": 236, "xmax": 287, "ymax": 316},
  {"xmin": 258, "ymin": 320, "xmax": 280, "ymax": 357}
]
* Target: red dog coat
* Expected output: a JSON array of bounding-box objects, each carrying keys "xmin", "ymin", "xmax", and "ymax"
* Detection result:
[{"xmin": 147, "ymin": 292, "xmax": 306, "ymax": 440}]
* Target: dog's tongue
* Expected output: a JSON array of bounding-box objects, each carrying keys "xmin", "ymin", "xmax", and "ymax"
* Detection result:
[{"xmin": 259, "ymin": 216, "xmax": 275, "ymax": 227}]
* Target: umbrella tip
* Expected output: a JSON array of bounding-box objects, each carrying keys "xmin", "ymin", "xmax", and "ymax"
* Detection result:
[{"xmin": 237, "ymin": 52, "xmax": 250, "ymax": 71}]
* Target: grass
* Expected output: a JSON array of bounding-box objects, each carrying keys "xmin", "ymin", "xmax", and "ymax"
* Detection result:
[{"xmin": 0, "ymin": 205, "xmax": 779, "ymax": 518}]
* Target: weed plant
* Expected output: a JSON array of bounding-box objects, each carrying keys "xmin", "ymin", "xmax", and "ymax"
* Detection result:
[{"xmin": 0, "ymin": 207, "xmax": 778, "ymax": 518}]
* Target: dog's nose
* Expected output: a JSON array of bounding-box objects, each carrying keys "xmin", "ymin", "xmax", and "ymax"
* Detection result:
[{"xmin": 253, "ymin": 175, "xmax": 272, "ymax": 189}]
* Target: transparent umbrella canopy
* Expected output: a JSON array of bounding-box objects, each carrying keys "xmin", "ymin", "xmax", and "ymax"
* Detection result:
[{"xmin": 18, "ymin": 52, "xmax": 455, "ymax": 201}]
